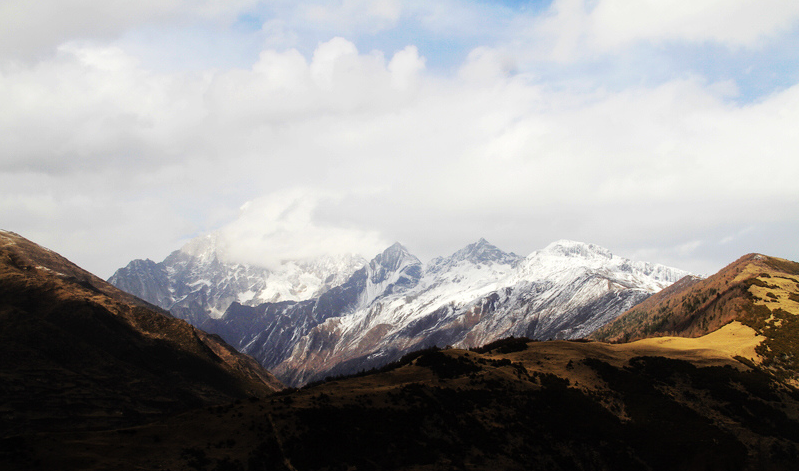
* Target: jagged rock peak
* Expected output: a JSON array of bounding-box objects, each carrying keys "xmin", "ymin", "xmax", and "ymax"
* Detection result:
[
  {"xmin": 542, "ymin": 239, "xmax": 613, "ymax": 259},
  {"xmin": 451, "ymin": 238, "xmax": 521, "ymax": 265},
  {"xmin": 372, "ymin": 242, "xmax": 421, "ymax": 271}
]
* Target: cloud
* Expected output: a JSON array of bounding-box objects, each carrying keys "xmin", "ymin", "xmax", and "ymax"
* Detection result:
[
  {"xmin": 457, "ymin": 47, "xmax": 517, "ymax": 83},
  {"xmin": 218, "ymin": 189, "xmax": 388, "ymax": 268},
  {"xmin": 0, "ymin": 0, "xmax": 258, "ymax": 61},
  {"xmin": 589, "ymin": 0, "xmax": 799, "ymax": 49},
  {"xmin": 0, "ymin": 43, "xmax": 209, "ymax": 175},
  {"xmin": 532, "ymin": 0, "xmax": 799, "ymax": 61},
  {"xmin": 297, "ymin": 0, "xmax": 403, "ymax": 34}
]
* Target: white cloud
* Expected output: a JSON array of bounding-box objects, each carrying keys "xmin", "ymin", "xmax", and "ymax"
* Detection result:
[
  {"xmin": 218, "ymin": 189, "xmax": 388, "ymax": 268},
  {"xmin": 590, "ymin": 0, "xmax": 799, "ymax": 49},
  {"xmin": 531, "ymin": 0, "xmax": 799, "ymax": 61},
  {"xmin": 0, "ymin": 0, "xmax": 258, "ymax": 61},
  {"xmin": 457, "ymin": 47, "xmax": 517, "ymax": 84},
  {"xmin": 0, "ymin": 43, "xmax": 207, "ymax": 174},
  {"xmin": 388, "ymin": 45, "xmax": 425, "ymax": 90},
  {"xmin": 298, "ymin": 0, "xmax": 403, "ymax": 33}
]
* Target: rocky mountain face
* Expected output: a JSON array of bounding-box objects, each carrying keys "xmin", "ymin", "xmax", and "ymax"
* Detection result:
[
  {"xmin": 0, "ymin": 230, "xmax": 283, "ymax": 437},
  {"xmin": 108, "ymin": 233, "xmax": 367, "ymax": 325},
  {"xmin": 197, "ymin": 238, "xmax": 689, "ymax": 386}
]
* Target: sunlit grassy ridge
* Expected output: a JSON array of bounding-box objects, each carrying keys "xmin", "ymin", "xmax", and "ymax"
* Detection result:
[{"xmin": 592, "ymin": 253, "xmax": 799, "ymax": 383}]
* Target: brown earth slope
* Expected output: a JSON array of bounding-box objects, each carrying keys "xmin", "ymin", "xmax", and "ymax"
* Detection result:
[
  {"xmin": 0, "ymin": 230, "xmax": 283, "ymax": 438},
  {"xmin": 591, "ymin": 253, "xmax": 799, "ymax": 384},
  {"xmin": 10, "ymin": 337, "xmax": 799, "ymax": 471}
]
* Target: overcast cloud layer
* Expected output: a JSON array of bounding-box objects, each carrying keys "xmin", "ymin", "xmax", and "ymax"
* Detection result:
[{"xmin": 2, "ymin": 0, "xmax": 798, "ymax": 278}]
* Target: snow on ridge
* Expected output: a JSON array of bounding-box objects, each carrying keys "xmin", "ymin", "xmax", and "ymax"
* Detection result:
[
  {"xmin": 112, "ymin": 234, "xmax": 695, "ymax": 385},
  {"xmin": 338, "ymin": 238, "xmax": 690, "ymax": 345},
  {"xmin": 540, "ymin": 239, "xmax": 613, "ymax": 259}
]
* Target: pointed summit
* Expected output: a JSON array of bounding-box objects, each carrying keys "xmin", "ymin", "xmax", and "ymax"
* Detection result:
[
  {"xmin": 372, "ymin": 242, "xmax": 421, "ymax": 272},
  {"xmin": 357, "ymin": 242, "xmax": 422, "ymax": 305},
  {"xmin": 450, "ymin": 238, "xmax": 522, "ymax": 266}
]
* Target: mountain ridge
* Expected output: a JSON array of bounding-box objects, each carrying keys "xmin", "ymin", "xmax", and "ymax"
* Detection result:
[
  {"xmin": 109, "ymin": 233, "xmax": 367, "ymax": 324},
  {"xmin": 591, "ymin": 252, "xmax": 799, "ymax": 384}
]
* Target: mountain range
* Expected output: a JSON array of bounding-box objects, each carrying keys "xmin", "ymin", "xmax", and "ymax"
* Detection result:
[
  {"xmin": 3, "ymin": 229, "xmax": 799, "ymax": 470},
  {"xmin": 109, "ymin": 233, "xmax": 366, "ymax": 325},
  {"xmin": 111, "ymin": 236, "xmax": 689, "ymax": 386}
]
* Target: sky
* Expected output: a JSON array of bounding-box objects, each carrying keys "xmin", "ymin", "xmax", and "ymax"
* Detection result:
[{"xmin": 1, "ymin": 0, "xmax": 798, "ymax": 278}]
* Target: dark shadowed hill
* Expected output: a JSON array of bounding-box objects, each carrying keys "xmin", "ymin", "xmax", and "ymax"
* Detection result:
[
  {"xmin": 0, "ymin": 230, "xmax": 283, "ymax": 438},
  {"xmin": 11, "ymin": 335, "xmax": 799, "ymax": 470}
]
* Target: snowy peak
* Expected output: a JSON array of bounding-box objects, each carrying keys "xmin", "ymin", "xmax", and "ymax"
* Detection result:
[
  {"xmin": 542, "ymin": 239, "xmax": 612, "ymax": 260},
  {"xmin": 268, "ymin": 238, "xmax": 693, "ymax": 386},
  {"xmin": 108, "ymin": 232, "xmax": 367, "ymax": 323},
  {"xmin": 356, "ymin": 243, "xmax": 423, "ymax": 307},
  {"xmin": 426, "ymin": 239, "xmax": 521, "ymax": 276},
  {"xmin": 450, "ymin": 238, "xmax": 522, "ymax": 266},
  {"xmin": 371, "ymin": 242, "xmax": 420, "ymax": 273},
  {"xmin": 111, "ymin": 234, "xmax": 693, "ymax": 387}
]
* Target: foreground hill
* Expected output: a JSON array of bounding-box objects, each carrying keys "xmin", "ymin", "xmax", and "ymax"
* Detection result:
[
  {"xmin": 9, "ymin": 329, "xmax": 799, "ymax": 470},
  {"xmin": 592, "ymin": 253, "xmax": 799, "ymax": 384},
  {"xmin": 0, "ymin": 230, "xmax": 283, "ymax": 438}
]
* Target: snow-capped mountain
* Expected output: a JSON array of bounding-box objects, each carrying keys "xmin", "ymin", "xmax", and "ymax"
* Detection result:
[
  {"xmin": 195, "ymin": 238, "xmax": 689, "ymax": 386},
  {"xmin": 108, "ymin": 233, "xmax": 367, "ymax": 325}
]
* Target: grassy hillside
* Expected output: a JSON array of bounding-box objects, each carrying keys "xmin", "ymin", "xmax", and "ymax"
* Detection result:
[{"xmin": 592, "ymin": 254, "xmax": 799, "ymax": 384}]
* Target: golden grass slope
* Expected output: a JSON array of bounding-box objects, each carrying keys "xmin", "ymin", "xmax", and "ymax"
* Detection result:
[
  {"xmin": 591, "ymin": 253, "xmax": 799, "ymax": 383},
  {"xmin": 622, "ymin": 321, "xmax": 762, "ymax": 363}
]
